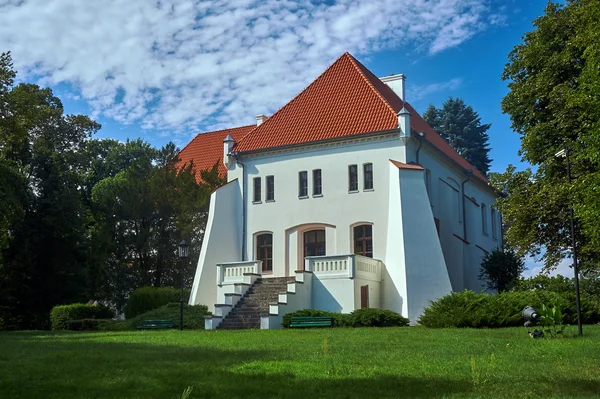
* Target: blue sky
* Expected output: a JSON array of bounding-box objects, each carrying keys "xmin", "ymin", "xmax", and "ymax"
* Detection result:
[{"xmin": 0, "ymin": 0, "xmax": 565, "ymax": 275}]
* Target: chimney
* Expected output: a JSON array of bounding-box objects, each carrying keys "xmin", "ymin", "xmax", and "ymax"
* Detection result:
[
  {"xmin": 380, "ymin": 74, "xmax": 406, "ymax": 101},
  {"xmin": 223, "ymin": 133, "xmax": 236, "ymax": 170},
  {"xmin": 256, "ymin": 114, "xmax": 268, "ymax": 126}
]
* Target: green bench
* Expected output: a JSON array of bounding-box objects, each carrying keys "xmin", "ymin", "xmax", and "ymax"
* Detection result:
[
  {"xmin": 290, "ymin": 316, "xmax": 334, "ymax": 328},
  {"xmin": 136, "ymin": 319, "xmax": 175, "ymax": 330}
]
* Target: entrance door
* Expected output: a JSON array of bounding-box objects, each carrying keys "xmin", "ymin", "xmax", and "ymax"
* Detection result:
[
  {"xmin": 304, "ymin": 230, "xmax": 326, "ymax": 257},
  {"xmin": 360, "ymin": 285, "xmax": 369, "ymax": 308}
]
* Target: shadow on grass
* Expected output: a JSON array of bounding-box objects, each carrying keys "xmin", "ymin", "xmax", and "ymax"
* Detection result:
[
  {"xmin": 0, "ymin": 331, "xmax": 472, "ymax": 399},
  {"xmin": 1, "ymin": 331, "xmax": 599, "ymax": 398}
]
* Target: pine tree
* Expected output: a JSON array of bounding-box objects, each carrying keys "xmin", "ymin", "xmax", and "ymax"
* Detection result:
[{"xmin": 424, "ymin": 98, "xmax": 492, "ymax": 175}]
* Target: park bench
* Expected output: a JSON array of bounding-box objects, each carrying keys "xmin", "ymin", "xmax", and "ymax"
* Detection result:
[
  {"xmin": 290, "ymin": 316, "xmax": 334, "ymax": 328},
  {"xmin": 136, "ymin": 319, "xmax": 175, "ymax": 330}
]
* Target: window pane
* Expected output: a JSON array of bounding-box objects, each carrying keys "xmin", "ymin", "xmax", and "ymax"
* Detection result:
[
  {"xmin": 266, "ymin": 176, "xmax": 274, "ymax": 200},
  {"xmin": 253, "ymin": 178, "xmax": 261, "ymax": 202},
  {"xmin": 316, "ymin": 230, "xmax": 325, "ymax": 242},
  {"xmin": 364, "ymin": 163, "xmax": 373, "ymax": 190},
  {"xmin": 305, "ymin": 231, "xmax": 314, "ymax": 243},
  {"xmin": 354, "ymin": 226, "xmax": 362, "ymax": 240},
  {"xmin": 313, "ymin": 169, "xmax": 322, "ymax": 195},
  {"xmin": 349, "ymin": 165, "xmax": 358, "ymax": 191},
  {"xmin": 317, "ymin": 246, "xmax": 326, "ymax": 256},
  {"xmin": 299, "ymin": 171, "xmax": 307, "ymax": 197},
  {"xmin": 365, "ymin": 225, "xmax": 372, "ymax": 237}
]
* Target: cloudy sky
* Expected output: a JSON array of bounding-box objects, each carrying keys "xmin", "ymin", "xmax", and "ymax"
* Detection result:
[{"xmin": 1, "ymin": 1, "xmax": 566, "ymax": 275}]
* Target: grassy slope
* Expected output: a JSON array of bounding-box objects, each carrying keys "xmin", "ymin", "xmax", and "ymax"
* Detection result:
[{"xmin": 0, "ymin": 326, "xmax": 599, "ymax": 399}]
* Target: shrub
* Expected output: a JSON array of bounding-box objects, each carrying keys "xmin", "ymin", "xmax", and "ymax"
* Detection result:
[
  {"xmin": 50, "ymin": 304, "xmax": 114, "ymax": 330},
  {"xmin": 63, "ymin": 319, "xmax": 100, "ymax": 331},
  {"xmin": 282, "ymin": 309, "xmax": 350, "ymax": 328},
  {"xmin": 125, "ymin": 286, "xmax": 191, "ymax": 319},
  {"xmin": 419, "ymin": 290, "xmax": 600, "ymax": 328},
  {"xmin": 349, "ymin": 308, "xmax": 409, "ymax": 327}
]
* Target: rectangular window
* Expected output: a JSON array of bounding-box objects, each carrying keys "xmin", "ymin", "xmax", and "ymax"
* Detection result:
[
  {"xmin": 253, "ymin": 177, "xmax": 261, "ymax": 202},
  {"xmin": 491, "ymin": 207, "xmax": 497, "ymax": 240},
  {"xmin": 266, "ymin": 176, "xmax": 274, "ymax": 201},
  {"xmin": 364, "ymin": 163, "xmax": 373, "ymax": 190},
  {"xmin": 349, "ymin": 165, "xmax": 358, "ymax": 192},
  {"xmin": 313, "ymin": 169, "xmax": 322, "ymax": 195},
  {"xmin": 298, "ymin": 171, "xmax": 308, "ymax": 197},
  {"xmin": 482, "ymin": 204, "xmax": 488, "ymax": 235}
]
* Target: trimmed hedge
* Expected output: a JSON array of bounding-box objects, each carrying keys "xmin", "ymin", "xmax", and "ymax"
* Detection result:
[
  {"xmin": 125, "ymin": 286, "xmax": 191, "ymax": 319},
  {"xmin": 418, "ymin": 290, "xmax": 600, "ymax": 328},
  {"xmin": 350, "ymin": 308, "xmax": 409, "ymax": 327},
  {"xmin": 100, "ymin": 303, "xmax": 211, "ymax": 331},
  {"xmin": 282, "ymin": 308, "xmax": 409, "ymax": 328},
  {"xmin": 50, "ymin": 304, "xmax": 114, "ymax": 330}
]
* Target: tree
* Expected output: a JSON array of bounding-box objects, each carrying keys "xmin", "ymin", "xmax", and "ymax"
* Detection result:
[
  {"xmin": 479, "ymin": 248, "xmax": 526, "ymax": 292},
  {"xmin": 423, "ymin": 97, "xmax": 492, "ymax": 175},
  {"xmin": 498, "ymin": 0, "xmax": 600, "ymax": 273}
]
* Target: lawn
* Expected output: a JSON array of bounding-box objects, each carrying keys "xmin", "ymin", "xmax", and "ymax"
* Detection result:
[{"xmin": 1, "ymin": 326, "xmax": 599, "ymax": 399}]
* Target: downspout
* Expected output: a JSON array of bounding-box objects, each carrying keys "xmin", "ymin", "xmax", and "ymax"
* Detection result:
[
  {"xmin": 233, "ymin": 153, "xmax": 247, "ymax": 261},
  {"xmin": 415, "ymin": 132, "xmax": 425, "ymax": 165},
  {"xmin": 461, "ymin": 169, "xmax": 473, "ymax": 241}
]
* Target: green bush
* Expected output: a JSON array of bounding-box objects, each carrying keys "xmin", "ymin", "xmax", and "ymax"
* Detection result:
[
  {"xmin": 419, "ymin": 290, "xmax": 600, "ymax": 328},
  {"xmin": 349, "ymin": 308, "xmax": 409, "ymax": 327},
  {"xmin": 282, "ymin": 309, "xmax": 350, "ymax": 328},
  {"xmin": 50, "ymin": 304, "xmax": 114, "ymax": 330},
  {"xmin": 64, "ymin": 319, "xmax": 100, "ymax": 331},
  {"xmin": 125, "ymin": 287, "xmax": 191, "ymax": 319}
]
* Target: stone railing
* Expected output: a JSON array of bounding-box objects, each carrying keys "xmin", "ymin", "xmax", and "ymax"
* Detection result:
[
  {"xmin": 217, "ymin": 260, "xmax": 262, "ymax": 286},
  {"xmin": 354, "ymin": 255, "xmax": 383, "ymax": 281},
  {"xmin": 304, "ymin": 254, "xmax": 383, "ymax": 281}
]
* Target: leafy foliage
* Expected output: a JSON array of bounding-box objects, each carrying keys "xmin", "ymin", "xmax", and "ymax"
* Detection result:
[
  {"xmin": 63, "ymin": 319, "xmax": 101, "ymax": 331},
  {"xmin": 50, "ymin": 303, "xmax": 114, "ymax": 330},
  {"xmin": 537, "ymin": 300, "xmax": 565, "ymax": 337},
  {"xmin": 479, "ymin": 248, "xmax": 525, "ymax": 292},
  {"xmin": 423, "ymin": 97, "xmax": 492, "ymax": 175},
  {"xmin": 418, "ymin": 290, "xmax": 600, "ymax": 328},
  {"xmin": 497, "ymin": 0, "xmax": 600, "ymax": 273},
  {"xmin": 125, "ymin": 286, "xmax": 191, "ymax": 319},
  {"xmin": 349, "ymin": 308, "xmax": 409, "ymax": 327},
  {"xmin": 0, "ymin": 51, "xmax": 220, "ymax": 329}
]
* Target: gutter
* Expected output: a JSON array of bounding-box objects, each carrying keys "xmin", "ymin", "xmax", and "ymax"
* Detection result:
[
  {"xmin": 461, "ymin": 169, "xmax": 473, "ymax": 241},
  {"xmin": 415, "ymin": 131, "xmax": 425, "ymax": 165},
  {"xmin": 233, "ymin": 153, "xmax": 247, "ymax": 261}
]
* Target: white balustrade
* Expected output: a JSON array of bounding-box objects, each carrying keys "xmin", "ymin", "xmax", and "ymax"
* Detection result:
[
  {"xmin": 217, "ymin": 260, "xmax": 262, "ymax": 286},
  {"xmin": 354, "ymin": 255, "xmax": 383, "ymax": 281},
  {"xmin": 304, "ymin": 254, "xmax": 382, "ymax": 281}
]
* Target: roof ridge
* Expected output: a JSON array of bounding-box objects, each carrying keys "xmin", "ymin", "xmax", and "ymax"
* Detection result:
[
  {"xmin": 345, "ymin": 53, "xmax": 399, "ymax": 119},
  {"xmin": 235, "ymin": 52, "xmax": 353, "ymax": 148}
]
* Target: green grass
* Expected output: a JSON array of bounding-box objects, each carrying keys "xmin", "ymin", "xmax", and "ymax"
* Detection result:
[{"xmin": 1, "ymin": 326, "xmax": 599, "ymax": 398}]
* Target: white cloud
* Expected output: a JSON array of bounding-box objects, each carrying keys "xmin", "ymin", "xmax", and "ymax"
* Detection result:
[
  {"xmin": 408, "ymin": 78, "xmax": 463, "ymax": 102},
  {"xmin": 0, "ymin": 0, "xmax": 502, "ymax": 137},
  {"xmin": 523, "ymin": 257, "xmax": 575, "ymax": 279}
]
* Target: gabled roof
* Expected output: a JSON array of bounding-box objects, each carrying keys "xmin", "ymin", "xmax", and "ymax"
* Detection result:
[
  {"xmin": 234, "ymin": 52, "xmax": 487, "ymax": 183},
  {"xmin": 176, "ymin": 125, "xmax": 254, "ymax": 179}
]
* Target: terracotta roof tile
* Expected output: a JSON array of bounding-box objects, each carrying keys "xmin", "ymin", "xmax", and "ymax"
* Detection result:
[
  {"xmin": 180, "ymin": 52, "xmax": 487, "ymax": 184},
  {"xmin": 234, "ymin": 52, "xmax": 487, "ymax": 183},
  {"xmin": 390, "ymin": 159, "xmax": 424, "ymax": 170},
  {"xmin": 176, "ymin": 125, "xmax": 254, "ymax": 180}
]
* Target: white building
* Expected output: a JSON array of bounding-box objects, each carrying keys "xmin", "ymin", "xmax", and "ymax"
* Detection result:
[{"xmin": 179, "ymin": 53, "xmax": 501, "ymax": 329}]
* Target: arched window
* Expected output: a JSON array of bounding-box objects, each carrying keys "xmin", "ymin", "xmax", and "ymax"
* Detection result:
[
  {"xmin": 256, "ymin": 233, "xmax": 273, "ymax": 272},
  {"xmin": 353, "ymin": 224, "xmax": 373, "ymax": 258}
]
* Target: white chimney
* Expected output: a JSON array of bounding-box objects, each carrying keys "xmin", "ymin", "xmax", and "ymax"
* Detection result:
[
  {"xmin": 223, "ymin": 133, "xmax": 236, "ymax": 169},
  {"xmin": 380, "ymin": 74, "xmax": 406, "ymax": 101},
  {"xmin": 256, "ymin": 114, "xmax": 268, "ymax": 126}
]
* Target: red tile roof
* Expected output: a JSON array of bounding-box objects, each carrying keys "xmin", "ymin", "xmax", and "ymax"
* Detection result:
[
  {"xmin": 390, "ymin": 159, "xmax": 424, "ymax": 170},
  {"xmin": 235, "ymin": 52, "xmax": 487, "ymax": 183},
  {"xmin": 179, "ymin": 53, "xmax": 487, "ymax": 183},
  {"xmin": 176, "ymin": 125, "xmax": 254, "ymax": 179}
]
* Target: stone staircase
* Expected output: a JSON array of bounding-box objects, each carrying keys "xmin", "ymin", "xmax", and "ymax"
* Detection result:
[{"xmin": 217, "ymin": 277, "xmax": 295, "ymax": 330}]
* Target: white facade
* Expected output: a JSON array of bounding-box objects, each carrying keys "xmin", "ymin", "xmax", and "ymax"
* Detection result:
[{"xmin": 189, "ymin": 74, "xmax": 502, "ymax": 328}]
